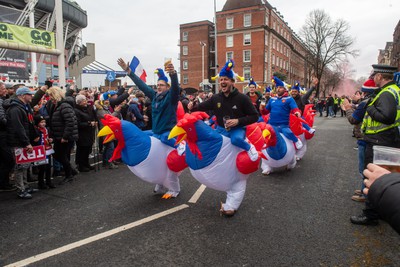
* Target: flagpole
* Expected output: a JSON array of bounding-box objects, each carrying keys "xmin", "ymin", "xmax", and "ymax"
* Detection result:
[{"xmin": 214, "ymin": 0, "xmax": 218, "ymax": 93}]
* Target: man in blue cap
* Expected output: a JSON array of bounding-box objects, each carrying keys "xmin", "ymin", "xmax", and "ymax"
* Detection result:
[
  {"xmin": 6, "ymin": 87, "xmax": 39, "ymax": 199},
  {"xmin": 188, "ymin": 60, "xmax": 259, "ymax": 161}
]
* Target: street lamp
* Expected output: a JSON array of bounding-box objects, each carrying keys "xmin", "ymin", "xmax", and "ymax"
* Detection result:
[{"xmin": 200, "ymin": 41, "xmax": 207, "ymax": 85}]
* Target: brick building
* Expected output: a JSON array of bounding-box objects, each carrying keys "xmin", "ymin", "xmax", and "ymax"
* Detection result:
[{"xmin": 179, "ymin": 0, "xmax": 311, "ymax": 93}]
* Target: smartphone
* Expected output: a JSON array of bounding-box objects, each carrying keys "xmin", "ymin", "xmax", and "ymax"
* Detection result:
[{"xmin": 45, "ymin": 80, "xmax": 53, "ymax": 88}]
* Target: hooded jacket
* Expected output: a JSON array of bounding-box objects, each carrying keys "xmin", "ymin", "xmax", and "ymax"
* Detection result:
[{"xmin": 49, "ymin": 97, "xmax": 78, "ymax": 141}]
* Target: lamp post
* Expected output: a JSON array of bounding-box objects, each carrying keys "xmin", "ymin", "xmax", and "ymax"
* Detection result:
[
  {"xmin": 200, "ymin": 41, "xmax": 206, "ymax": 86},
  {"xmin": 214, "ymin": 0, "xmax": 218, "ymax": 93}
]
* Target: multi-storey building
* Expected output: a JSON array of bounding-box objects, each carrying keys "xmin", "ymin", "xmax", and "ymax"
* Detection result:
[
  {"xmin": 179, "ymin": 0, "xmax": 310, "ymax": 93},
  {"xmin": 391, "ymin": 20, "xmax": 400, "ymax": 70}
]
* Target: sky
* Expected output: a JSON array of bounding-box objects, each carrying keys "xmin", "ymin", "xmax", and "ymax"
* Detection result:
[{"xmin": 77, "ymin": 0, "xmax": 399, "ymax": 84}]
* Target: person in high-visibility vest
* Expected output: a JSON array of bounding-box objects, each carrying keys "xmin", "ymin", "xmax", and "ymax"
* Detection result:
[
  {"xmin": 351, "ymin": 64, "xmax": 400, "ymax": 227},
  {"xmin": 333, "ymin": 94, "xmax": 339, "ymax": 117}
]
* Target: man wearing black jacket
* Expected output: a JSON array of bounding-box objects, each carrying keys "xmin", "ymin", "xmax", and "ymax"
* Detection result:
[
  {"xmin": 188, "ymin": 61, "xmax": 259, "ymax": 161},
  {"xmin": 6, "ymin": 87, "xmax": 39, "ymax": 199}
]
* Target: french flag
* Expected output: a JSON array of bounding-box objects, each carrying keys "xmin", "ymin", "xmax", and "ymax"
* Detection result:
[{"xmin": 129, "ymin": 56, "xmax": 147, "ymax": 82}]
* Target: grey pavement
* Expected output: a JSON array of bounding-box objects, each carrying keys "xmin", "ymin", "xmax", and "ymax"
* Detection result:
[{"xmin": 1, "ymin": 116, "xmax": 399, "ymax": 266}]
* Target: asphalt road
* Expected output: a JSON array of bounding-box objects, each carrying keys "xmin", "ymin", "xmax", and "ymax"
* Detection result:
[{"xmin": 1, "ymin": 116, "xmax": 399, "ymax": 267}]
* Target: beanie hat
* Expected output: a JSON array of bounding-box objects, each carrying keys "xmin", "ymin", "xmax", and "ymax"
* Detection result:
[
  {"xmin": 155, "ymin": 68, "xmax": 169, "ymax": 84},
  {"xmin": 292, "ymin": 82, "xmax": 300, "ymax": 91},
  {"xmin": 361, "ymin": 79, "xmax": 378, "ymax": 93},
  {"xmin": 265, "ymin": 86, "xmax": 272, "ymax": 93},
  {"xmin": 272, "ymin": 76, "xmax": 286, "ymax": 89},
  {"xmin": 34, "ymin": 115, "xmax": 46, "ymax": 126},
  {"xmin": 101, "ymin": 91, "xmax": 117, "ymax": 101}
]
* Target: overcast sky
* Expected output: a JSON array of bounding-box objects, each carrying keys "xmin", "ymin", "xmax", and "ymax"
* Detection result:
[{"xmin": 78, "ymin": 0, "xmax": 399, "ymax": 84}]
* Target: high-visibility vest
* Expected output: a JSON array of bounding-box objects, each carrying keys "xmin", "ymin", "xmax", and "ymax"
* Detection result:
[
  {"xmin": 333, "ymin": 98, "xmax": 339, "ymax": 105},
  {"xmin": 362, "ymin": 83, "xmax": 400, "ymax": 134}
]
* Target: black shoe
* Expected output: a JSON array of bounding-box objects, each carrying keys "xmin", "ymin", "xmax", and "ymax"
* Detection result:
[
  {"xmin": 350, "ymin": 215, "xmax": 379, "ymax": 226},
  {"xmin": 47, "ymin": 183, "xmax": 56, "ymax": 189},
  {"xmin": 78, "ymin": 167, "xmax": 90, "ymax": 172},
  {"xmin": 59, "ymin": 176, "xmax": 74, "ymax": 185},
  {"xmin": 38, "ymin": 184, "xmax": 49, "ymax": 190}
]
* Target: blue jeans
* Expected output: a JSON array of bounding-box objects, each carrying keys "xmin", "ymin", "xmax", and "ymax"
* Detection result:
[
  {"xmin": 272, "ymin": 125, "xmax": 298, "ymax": 143},
  {"xmin": 328, "ymin": 106, "xmax": 334, "ymax": 117},
  {"xmin": 357, "ymin": 140, "xmax": 366, "ymax": 194},
  {"xmin": 103, "ymin": 141, "xmax": 115, "ymax": 164},
  {"xmin": 216, "ymin": 126, "xmax": 250, "ymax": 151}
]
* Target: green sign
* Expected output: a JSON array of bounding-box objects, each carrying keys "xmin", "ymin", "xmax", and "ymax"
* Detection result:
[{"xmin": 0, "ymin": 22, "xmax": 55, "ymax": 49}]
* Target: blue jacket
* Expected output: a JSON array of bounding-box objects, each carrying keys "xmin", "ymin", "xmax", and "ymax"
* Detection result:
[
  {"xmin": 265, "ymin": 94, "xmax": 299, "ymax": 126},
  {"xmin": 128, "ymin": 71, "xmax": 180, "ymax": 134}
]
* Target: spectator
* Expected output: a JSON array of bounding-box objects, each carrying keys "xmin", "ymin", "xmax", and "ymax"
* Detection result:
[
  {"xmin": 351, "ymin": 64, "xmax": 400, "ymax": 226},
  {"xmin": 47, "ymin": 87, "xmax": 79, "ymax": 184},
  {"xmin": 0, "ymin": 82, "xmax": 15, "ymax": 191},
  {"xmin": 6, "ymin": 87, "xmax": 39, "ymax": 199},
  {"xmin": 74, "ymin": 95, "xmax": 97, "ymax": 172}
]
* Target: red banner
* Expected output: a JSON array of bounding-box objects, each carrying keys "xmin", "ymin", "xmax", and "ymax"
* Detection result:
[{"xmin": 14, "ymin": 145, "xmax": 46, "ymax": 164}]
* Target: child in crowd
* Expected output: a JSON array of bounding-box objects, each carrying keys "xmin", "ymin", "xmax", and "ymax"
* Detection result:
[{"xmin": 34, "ymin": 116, "xmax": 56, "ymax": 189}]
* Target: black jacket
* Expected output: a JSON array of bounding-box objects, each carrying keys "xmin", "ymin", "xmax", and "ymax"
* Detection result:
[
  {"xmin": 74, "ymin": 105, "xmax": 96, "ymax": 146},
  {"xmin": 49, "ymin": 98, "xmax": 78, "ymax": 141},
  {"xmin": 368, "ymin": 173, "xmax": 400, "ymax": 234},
  {"xmin": 6, "ymin": 98, "xmax": 38, "ymax": 147},
  {"xmin": 194, "ymin": 88, "xmax": 258, "ymax": 127},
  {"xmin": 292, "ymin": 87, "xmax": 316, "ymax": 114},
  {"xmin": 364, "ymin": 82, "xmax": 400, "ymax": 147}
]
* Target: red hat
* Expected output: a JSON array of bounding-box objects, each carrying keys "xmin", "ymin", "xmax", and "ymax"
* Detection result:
[{"xmin": 361, "ymin": 79, "xmax": 378, "ymax": 93}]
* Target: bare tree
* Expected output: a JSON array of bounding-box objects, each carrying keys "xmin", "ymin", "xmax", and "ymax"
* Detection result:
[{"xmin": 300, "ymin": 9, "xmax": 358, "ymax": 96}]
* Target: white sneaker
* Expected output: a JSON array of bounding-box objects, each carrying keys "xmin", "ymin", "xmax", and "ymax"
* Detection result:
[
  {"xmin": 308, "ymin": 128, "xmax": 315, "ymax": 134},
  {"xmin": 247, "ymin": 144, "xmax": 259, "ymax": 161},
  {"xmin": 295, "ymin": 140, "xmax": 303, "ymax": 149},
  {"xmin": 177, "ymin": 141, "xmax": 186, "ymax": 156},
  {"xmin": 153, "ymin": 184, "xmax": 166, "ymax": 195}
]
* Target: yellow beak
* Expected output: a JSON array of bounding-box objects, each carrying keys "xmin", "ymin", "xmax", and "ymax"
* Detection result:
[
  {"xmin": 97, "ymin": 125, "xmax": 115, "ymax": 143},
  {"xmin": 262, "ymin": 129, "xmax": 271, "ymax": 139},
  {"xmin": 168, "ymin": 126, "xmax": 187, "ymax": 144}
]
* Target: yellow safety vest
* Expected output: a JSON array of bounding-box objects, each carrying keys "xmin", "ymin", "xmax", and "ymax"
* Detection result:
[
  {"xmin": 333, "ymin": 98, "xmax": 339, "ymax": 105},
  {"xmin": 362, "ymin": 83, "xmax": 400, "ymax": 134}
]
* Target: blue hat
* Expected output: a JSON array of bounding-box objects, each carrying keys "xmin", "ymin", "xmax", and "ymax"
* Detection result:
[
  {"xmin": 155, "ymin": 68, "xmax": 169, "ymax": 84},
  {"xmin": 219, "ymin": 60, "xmax": 235, "ymax": 79},
  {"xmin": 16, "ymin": 87, "xmax": 35, "ymax": 96},
  {"xmin": 102, "ymin": 91, "xmax": 117, "ymax": 101},
  {"xmin": 264, "ymin": 86, "xmax": 272, "ymax": 93},
  {"xmin": 248, "ymin": 77, "xmax": 257, "ymax": 87},
  {"xmin": 292, "ymin": 82, "xmax": 300, "ymax": 91},
  {"xmin": 272, "ymin": 76, "xmax": 286, "ymax": 89}
]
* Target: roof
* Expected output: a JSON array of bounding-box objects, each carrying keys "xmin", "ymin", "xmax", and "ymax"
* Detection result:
[
  {"xmin": 222, "ymin": 0, "xmax": 264, "ymax": 11},
  {"xmin": 82, "ymin": 61, "xmax": 126, "ymax": 77}
]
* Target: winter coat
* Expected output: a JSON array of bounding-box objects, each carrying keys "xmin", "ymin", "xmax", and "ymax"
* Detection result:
[
  {"xmin": 0, "ymin": 96, "xmax": 7, "ymax": 132},
  {"xmin": 75, "ymin": 105, "xmax": 96, "ymax": 146},
  {"xmin": 194, "ymin": 87, "xmax": 259, "ymax": 127},
  {"xmin": 246, "ymin": 91, "xmax": 263, "ymax": 114},
  {"xmin": 6, "ymin": 98, "xmax": 38, "ymax": 147},
  {"xmin": 49, "ymin": 98, "xmax": 78, "ymax": 141}
]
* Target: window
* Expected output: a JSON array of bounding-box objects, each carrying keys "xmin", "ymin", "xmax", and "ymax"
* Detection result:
[
  {"xmin": 182, "ymin": 46, "xmax": 188, "ymax": 55},
  {"xmin": 243, "ymin": 67, "xmax": 251, "ymax": 81},
  {"xmin": 273, "ymin": 38, "xmax": 275, "ymax": 49},
  {"xmin": 183, "ymin": 74, "xmax": 188, "ymax": 84},
  {"xmin": 244, "ymin": 14, "xmax": 251, "ymax": 27},
  {"xmin": 226, "ymin": 17, "xmax": 233, "ymax": 29},
  {"xmin": 183, "ymin": 60, "xmax": 188, "ymax": 70},
  {"xmin": 226, "ymin": 51, "xmax": 234, "ymax": 61},
  {"xmin": 244, "ymin": 33, "xmax": 251, "ymax": 45},
  {"xmin": 243, "ymin": 50, "xmax": 251, "ymax": 62},
  {"xmin": 226, "ymin": 35, "xmax": 233, "ymax": 47},
  {"xmin": 182, "ymin": 31, "xmax": 188, "ymax": 42},
  {"xmin": 265, "ymin": 14, "xmax": 269, "ymax": 26},
  {"xmin": 272, "ymin": 54, "xmax": 275, "ymax": 65}
]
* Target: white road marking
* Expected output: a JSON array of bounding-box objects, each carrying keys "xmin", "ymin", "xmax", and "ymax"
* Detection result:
[
  {"xmin": 5, "ymin": 204, "xmax": 189, "ymax": 267},
  {"xmin": 188, "ymin": 184, "xmax": 207, "ymax": 203}
]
